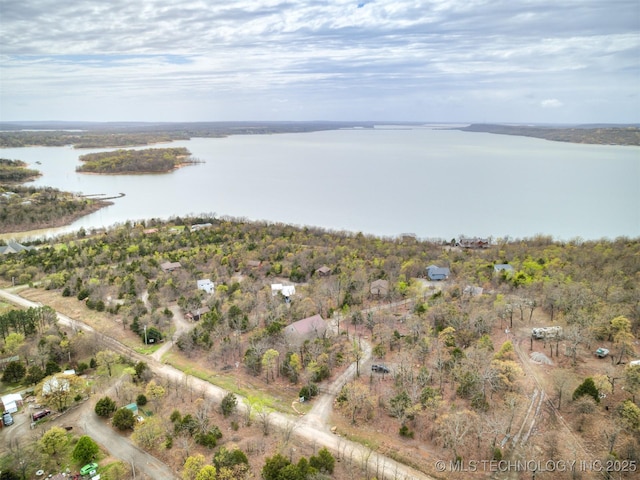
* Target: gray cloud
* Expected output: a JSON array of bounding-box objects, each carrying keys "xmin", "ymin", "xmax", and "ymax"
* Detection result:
[{"xmin": 1, "ymin": 0, "xmax": 638, "ymax": 122}]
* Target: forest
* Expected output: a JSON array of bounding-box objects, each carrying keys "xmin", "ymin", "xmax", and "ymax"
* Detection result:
[
  {"xmin": 77, "ymin": 147, "xmax": 196, "ymax": 174},
  {"xmin": 0, "ymin": 217, "xmax": 638, "ymax": 479},
  {"xmin": 0, "ymin": 121, "xmax": 378, "ymax": 149},
  {"xmin": 0, "ymin": 185, "xmax": 110, "ymax": 234},
  {"xmin": 458, "ymin": 124, "xmax": 640, "ymax": 146},
  {"xmin": 0, "ymin": 158, "xmax": 40, "ymax": 183}
]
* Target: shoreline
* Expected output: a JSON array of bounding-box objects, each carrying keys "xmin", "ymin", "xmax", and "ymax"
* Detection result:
[{"xmin": 0, "ymin": 201, "xmax": 112, "ymax": 240}]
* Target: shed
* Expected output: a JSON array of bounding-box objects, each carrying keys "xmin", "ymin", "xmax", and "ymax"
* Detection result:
[
  {"xmin": 124, "ymin": 403, "xmax": 139, "ymax": 415},
  {"xmin": 1, "ymin": 393, "xmax": 23, "ymax": 413},
  {"xmin": 197, "ymin": 279, "xmax": 215, "ymax": 294},
  {"xmin": 315, "ymin": 266, "xmax": 331, "ymax": 277},
  {"xmin": 494, "ymin": 264, "xmax": 514, "ymax": 273},
  {"xmin": 284, "ymin": 314, "xmax": 327, "ymax": 344},
  {"xmin": 426, "ymin": 265, "xmax": 450, "ymax": 281},
  {"xmin": 370, "ymin": 279, "xmax": 389, "ymax": 296},
  {"xmin": 160, "ymin": 261, "xmax": 182, "ymax": 273}
]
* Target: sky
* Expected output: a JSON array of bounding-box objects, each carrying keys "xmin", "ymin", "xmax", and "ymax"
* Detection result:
[{"xmin": 0, "ymin": 0, "xmax": 638, "ymax": 123}]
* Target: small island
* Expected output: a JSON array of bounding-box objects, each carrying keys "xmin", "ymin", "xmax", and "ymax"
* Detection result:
[{"xmin": 76, "ymin": 147, "xmax": 198, "ymax": 174}]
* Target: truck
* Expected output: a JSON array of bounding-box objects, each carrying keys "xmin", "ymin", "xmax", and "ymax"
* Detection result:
[{"xmin": 531, "ymin": 326, "xmax": 563, "ymax": 340}]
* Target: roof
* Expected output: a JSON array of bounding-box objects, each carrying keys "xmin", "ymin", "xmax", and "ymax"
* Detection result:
[
  {"xmin": 160, "ymin": 261, "xmax": 182, "ymax": 272},
  {"xmin": 1, "ymin": 393, "xmax": 23, "ymax": 407},
  {"xmin": 285, "ymin": 314, "xmax": 327, "ymax": 338},
  {"xmin": 271, "ymin": 284, "xmax": 295, "ymax": 297},
  {"xmin": 197, "ymin": 279, "xmax": 214, "ymax": 290},
  {"xmin": 125, "ymin": 403, "xmax": 138, "ymax": 412},
  {"xmin": 426, "ymin": 265, "xmax": 450, "ymax": 278},
  {"xmin": 316, "ymin": 265, "xmax": 331, "ymax": 275},
  {"xmin": 494, "ymin": 264, "xmax": 514, "ymax": 272},
  {"xmin": 0, "ymin": 241, "xmax": 33, "ymax": 255}
]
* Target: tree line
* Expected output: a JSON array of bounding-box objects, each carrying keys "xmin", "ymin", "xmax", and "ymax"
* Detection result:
[{"xmin": 77, "ymin": 147, "xmax": 195, "ymax": 174}]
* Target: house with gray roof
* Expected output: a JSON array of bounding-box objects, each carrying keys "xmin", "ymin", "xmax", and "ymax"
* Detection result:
[
  {"xmin": 426, "ymin": 265, "xmax": 450, "ymax": 281},
  {"xmin": 0, "ymin": 241, "xmax": 33, "ymax": 255},
  {"xmin": 284, "ymin": 314, "xmax": 327, "ymax": 344}
]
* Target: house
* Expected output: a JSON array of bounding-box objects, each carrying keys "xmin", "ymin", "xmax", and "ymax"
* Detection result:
[
  {"xmin": 458, "ymin": 237, "xmax": 490, "ymax": 249},
  {"xmin": 370, "ymin": 279, "xmax": 389, "ymax": 296},
  {"xmin": 284, "ymin": 314, "xmax": 327, "ymax": 344},
  {"xmin": 271, "ymin": 283, "xmax": 296, "ymax": 297},
  {"xmin": 143, "ymin": 228, "xmax": 158, "ymax": 234},
  {"xmin": 1, "ymin": 393, "xmax": 23, "ymax": 413},
  {"xmin": 190, "ymin": 223, "xmax": 213, "ymax": 232},
  {"xmin": 0, "ymin": 241, "xmax": 33, "ymax": 255},
  {"xmin": 494, "ymin": 264, "xmax": 514, "ymax": 274},
  {"xmin": 247, "ymin": 260, "xmax": 262, "ymax": 269},
  {"xmin": 197, "ymin": 279, "xmax": 215, "ymax": 294},
  {"xmin": 426, "ymin": 265, "xmax": 450, "ymax": 281},
  {"xmin": 186, "ymin": 307, "xmax": 210, "ymax": 321},
  {"xmin": 160, "ymin": 261, "xmax": 182, "ymax": 273},
  {"xmin": 315, "ymin": 266, "xmax": 331, "ymax": 277}
]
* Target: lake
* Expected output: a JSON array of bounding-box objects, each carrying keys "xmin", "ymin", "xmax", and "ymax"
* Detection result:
[{"xmin": 3, "ymin": 126, "xmax": 639, "ymax": 241}]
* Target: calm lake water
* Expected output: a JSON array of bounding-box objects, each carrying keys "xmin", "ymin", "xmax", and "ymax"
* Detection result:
[{"xmin": 3, "ymin": 127, "xmax": 639, "ymax": 241}]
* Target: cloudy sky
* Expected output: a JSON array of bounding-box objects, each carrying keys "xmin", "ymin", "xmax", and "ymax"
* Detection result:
[{"xmin": 1, "ymin": 0, "xmax": 638, "ymax": 123}]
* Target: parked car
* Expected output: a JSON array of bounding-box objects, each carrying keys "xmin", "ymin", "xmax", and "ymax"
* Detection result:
[
  {"xmin": 371, "ymin": 364, "xmax": 390, "ymax": 373},
  {"xmin": 2, "ymin": 411, "xmax": 14, "ymax": 426},
  {"xmin": 32, "ymin": 409, "xmax": 51, "ymax": 422},
  {"xmin": 80, "ymin": 462, "xmax": 98, "ymax": 475},
  {"xmin": 595, "ymin": 348, "xmax": 610, "ymax": 358}
]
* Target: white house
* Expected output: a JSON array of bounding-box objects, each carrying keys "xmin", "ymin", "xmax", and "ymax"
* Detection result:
[
  {"xmin": 271, "ymin": 284, "xmax": 296, "ymax": 297},
  {"xmin": 1, "ymin": 393, "xmax": 23, "ymax": 413},
  {"xmin": 197, "ymin": 279, "xmax": 215, "ymax": 294}
]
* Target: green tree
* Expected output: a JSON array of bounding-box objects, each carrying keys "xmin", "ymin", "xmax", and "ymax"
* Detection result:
[
  {"xmin": 132, "ymin": 416, "xmax": 164, "ymax": 450},
  {"xmin": 617, "ymin": 400, "xmax": 640, "ymax": 431},
  {"xmin": 213, "ymin": 447, "xmax": 249, "ymax": 471},
  {"xmin": 96, "ymin": 350, "xmax": 119, "ymax": 377},
  {"xmin": 262, "ymin": 349, "xmax": 280, "ymax": 383},
  {"xmin": 573, "ymin": 377, "xmax": 600, "ymax": 403},
  {"xmin": 112, "ymin": 407, "xmax": 135, "ymax": 430},
  {"xmin": 194, "ymin": 465, "xmax": 217, "ymax": 480},
  {"xmin": 262, "ymin": 454, "xmax": 290, "ymax": 480},
  {"xmin": 3, "ymin": 332, "xmax": 25, "ymax": 354},
  {"xmin": 95, "ymin": 396, "xmax": 117, "ymax": 417},
  {"xmin": 39, "ymin": 426, "xmax": 69, "ymax": 456},
  {"xmin": 221, "ymin": 392, "xmax": 237, "ymax": 417},
  {"xmin": 309, "ymin": 447, "xmax": 335, "ymax": 474},
  {"xmin": 2, "ymin": 361, "xmax": 26, "ymax": 383},
  {"xmin": 182, "ymin": 454, "xmax": 206, "ymax": 480},
  {"xmin": 25, "ymin": 365, "xmax": 45, "ymax": 385},
  {"xmin": 72, "ymin": 435, "xmax": 99, "ymax": 464}
]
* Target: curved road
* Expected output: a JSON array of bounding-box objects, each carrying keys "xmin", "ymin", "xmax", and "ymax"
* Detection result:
[{"xmin": 0, "ymin": 289, "xmax": 434, "ymax": 480}]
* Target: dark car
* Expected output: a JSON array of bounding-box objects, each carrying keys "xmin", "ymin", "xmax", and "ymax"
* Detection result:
[{"xmin": 371, "ymin": 364, "xmax": 390, "ymax": 373}]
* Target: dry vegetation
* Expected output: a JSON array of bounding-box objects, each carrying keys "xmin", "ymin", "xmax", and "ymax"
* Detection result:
[{"xmin": 1, "ymin": 218, "xmax": 639, "ymax": 479}]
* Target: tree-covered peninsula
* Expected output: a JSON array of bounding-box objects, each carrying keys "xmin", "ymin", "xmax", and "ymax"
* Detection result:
[
  {"xmin": 0, "ymin": 158, "xmax": 40, "ymax": 183},
  {"xmin": 76, "ymin": 147, "xmax": 197, "ymax": 174},
  {"xmin": 0, "ymin": 185, "xmax": 110, "ymax": 233}
]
